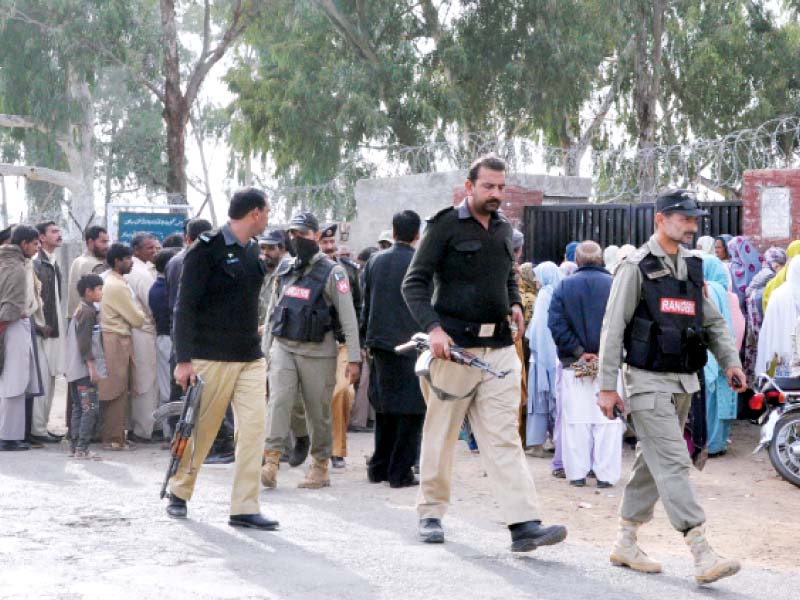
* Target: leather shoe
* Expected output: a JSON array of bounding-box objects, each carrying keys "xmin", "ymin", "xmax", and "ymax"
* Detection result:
[
  {"xmin": 166, "ymin": 493, "xmax": 187, "ymax": 519},
  {"xmin": 0, "ymin": 440, "xmax": 30, "ymax": 451},
  {"xmin": 509, "ymin": 520, "xmax": 567, "ymax": 552},
  {"xmin": 30, "ymin": 433, "xmax": 62, "ymax": 444},
  {"xmin": 419, "ymin": 518, "xmax": 444, "ymax": 543},
  {"xmin": 204, "ymin": 452, "xmax": 235, "ymax": 465},
  {"xmin": 229, "ymin": 513, "xmax": 279, "ymax": 531},
  {"xmin": 24, "ymin": 437, "xmax": 44, "ymax": 449},
  {"xmin": 389, "ymin": 474, "xmax": 419, "ymax": 488},
  {"xmin": 569, "ymin": 478, "xmax": 587, "ymax": 487}
]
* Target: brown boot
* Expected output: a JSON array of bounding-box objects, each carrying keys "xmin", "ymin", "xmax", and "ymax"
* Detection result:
[
  {"xmin": 685, "ymin": 525, "xmax": 741, "ymax": 585},
  {"xmin": 298, "ymin": 457, "xmax": 330, "ymax": 489},
  {"xmin": 261, "ymin": 450, "xmax": 281, "ymax": 489},
  {"xmin": 610, "ymin": 519, "xmax": 662, "ymax": 573}
]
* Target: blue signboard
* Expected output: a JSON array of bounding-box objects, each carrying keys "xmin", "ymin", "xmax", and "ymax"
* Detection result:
[{"xmin": 117, "ymin": 211, "xmax": 187, "ymax": 244}]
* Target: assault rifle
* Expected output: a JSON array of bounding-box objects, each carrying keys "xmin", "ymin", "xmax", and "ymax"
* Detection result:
[
  {"xmin": 395, "ymin": 333, "xmax": 512, "ymax": 380},
  {"xmin": 159, "ymin": 376, "xmax": 204, "ymax": 499}
]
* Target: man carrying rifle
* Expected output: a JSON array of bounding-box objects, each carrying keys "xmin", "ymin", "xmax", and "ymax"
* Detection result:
[
  {"xmin": 402, "ymin": 154, "xmax": 567, "ymax": 551},
  {"xmin": 165, "ymin": 187, "xmax": 278, "ymax": 531}
]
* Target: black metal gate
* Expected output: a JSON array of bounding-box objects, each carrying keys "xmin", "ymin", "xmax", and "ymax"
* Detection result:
[{"xmin": 522, "ymin": 202, "xmax": 742, "ymax": 264}]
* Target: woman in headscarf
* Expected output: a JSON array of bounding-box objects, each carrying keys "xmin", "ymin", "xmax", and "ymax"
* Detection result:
[
  {"xmin": 696, "ymin": 236, "xmax": 715, "ymax": 255},
  {"xmin": 559, "ymin": 261, "xmax": 578, "ymax": 277},
  {"xmin": 702, "ymin": 256, "xmax": 738, "ymax": 457},
  {"xmin": 516, "ymin": 262, "xmax": 538, "ymax": 443},
  {"xmin": 564, "ymin": 241, "xmax": 578, "ymax": 263},
  {"xmin": 714, "ymin": 234, "xmax": 732, "ymax": 263},
  {"xmin": 727, "ymin": 236, "xmax": 763, "ymax": 313},
  {"xmin": 743, "ymin": 247, "xmax": 787, "ymax": 382},
  {"xmin": 763, "ymin": 240, "xmax": 800, "ymax": 311},
  {"xmin": 525, "ymin": 262, "xmax": 562, "ymax": 455},
  {"xmin": 756, "ymin": 255, "xmax": 800, "ymax": 378},
  {"xmin": 603, "ymin": 245, "xmax": 619, "ymax": 273}
]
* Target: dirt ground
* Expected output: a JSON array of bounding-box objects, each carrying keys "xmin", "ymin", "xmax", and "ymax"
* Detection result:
[
  {"xmin": 45, "ymin": 378, "xmax": 798, "ymax": 573},
  {"xmin": 434, "ymin": 420, "xmax": 799, "ymax": 573}
]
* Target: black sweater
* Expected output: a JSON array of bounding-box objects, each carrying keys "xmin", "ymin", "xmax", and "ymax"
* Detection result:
[
  {"xmin": 402, "ymin": 201, "xmax": 521, "ymax": 348},
  {"xmin": 173, "ymin": 227, "xmax": 266, "ymax": 363}
]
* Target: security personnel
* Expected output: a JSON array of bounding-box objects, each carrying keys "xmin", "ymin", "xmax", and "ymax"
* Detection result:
[
  {"xmin": 166, "ymin": 187, "xmax": 278, "ymax": 531},
  {"xmin": 597, "ymin": 189, "xmax": 746, "ymax": 585},
  {"xmin": 402, "ymin": 154, "xmax": 567, "ymax": 552},
  {"xmin": 262, "ymin": 212, "xmax": 361, "ymax": 489},
  {"xmin": 319, "ymin": 222, "xmax": 361, "ymax": 469}
]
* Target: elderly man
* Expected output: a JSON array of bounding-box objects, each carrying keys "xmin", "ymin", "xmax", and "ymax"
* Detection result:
[
  {"xmin": 125, "ymin": 232, "xmax": 160, "ymax": 441},
  {"xmin": 547, "ymin": 241, "xmax": 622, "ymax": 488},
  {"xmin": 31, "ymin": 221, "xmax": 66, "ymax": 443}
]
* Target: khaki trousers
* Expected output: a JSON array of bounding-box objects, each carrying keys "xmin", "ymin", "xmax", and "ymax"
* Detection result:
[
  {"xmin": 98, "ymin": 332, "xmax": 132, "ymax": 446},
  {"xmin": 620, "ymin": 391, "xmax": 706, "ymax": 532},
  {"xmin": 331, "ymin": 346, "xmax": 353, "ymax": 457},
  {"xmin": 417, "ymin": 345, "xmax": 540, "ymax": 525},
  {"xmin": 266, "ymin": 344, "xmax": 336, "ymax": 461},
  {"xmin": 169, "ymin": 358, "xmax": 266, "ymax": 515}
]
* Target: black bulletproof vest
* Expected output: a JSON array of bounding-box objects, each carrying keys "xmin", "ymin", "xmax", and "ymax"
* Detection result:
[
  {"xmin": 623, "ymin": 253, "xmax": 708, "ymax": 373},
  {"xmin": 270, "ymin": 258, "xmax": 336, "ymax": 343}
]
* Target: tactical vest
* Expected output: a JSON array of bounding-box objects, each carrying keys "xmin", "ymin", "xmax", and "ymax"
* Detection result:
[
  {"xmin": 270, "ymin": 258, "xmax": 337, "ymax": 343},
  {"xmin": 623, "ymin": 253, "xmax": 709, "ymax": 373}
]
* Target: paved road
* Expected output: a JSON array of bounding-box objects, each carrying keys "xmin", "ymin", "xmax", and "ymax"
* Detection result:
[{"xmin": 0, "ymin": 434, "xmax": 787, "ymax": 599}]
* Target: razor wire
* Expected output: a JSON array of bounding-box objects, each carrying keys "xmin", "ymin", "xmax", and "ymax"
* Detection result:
[{"xmin": 267, "ymin": 115, "xmax": 800, "ymax": 217}]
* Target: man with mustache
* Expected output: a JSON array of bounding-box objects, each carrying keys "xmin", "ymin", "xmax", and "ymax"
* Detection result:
[{"xmin": 402, "ymin": 154, "xmax": 567, "ymax": 552}]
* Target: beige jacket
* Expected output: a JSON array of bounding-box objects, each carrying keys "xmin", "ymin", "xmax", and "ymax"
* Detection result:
[{"xmin": 100, "ymin": 271, "xmax": 145, "ymax": 336}]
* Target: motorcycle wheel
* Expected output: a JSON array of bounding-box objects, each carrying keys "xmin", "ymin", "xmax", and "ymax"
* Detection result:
[{"xmin": 768, "ymin": 411, "xmax": 800, "ymax": 488}]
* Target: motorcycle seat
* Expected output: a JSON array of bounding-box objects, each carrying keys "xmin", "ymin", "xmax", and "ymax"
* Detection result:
[{"xmin": 773, "ymin": 376, "xmax": 800, "ymax": 391}]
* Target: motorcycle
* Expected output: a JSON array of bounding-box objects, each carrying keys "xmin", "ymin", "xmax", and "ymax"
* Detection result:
[{"xmin": 751, "ymin": 373, "xmax": 800, "ymax": 488}]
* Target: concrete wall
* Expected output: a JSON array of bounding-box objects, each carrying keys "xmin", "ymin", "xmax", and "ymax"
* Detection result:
[{"xmin": 342, "ymin": 171, "xmax": 591, "ymax": 253}]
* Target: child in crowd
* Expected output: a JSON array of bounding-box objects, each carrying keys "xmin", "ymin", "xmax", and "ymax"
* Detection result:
[{"xmin": 65, "ymin": 274, "xmax": 104, "ymax": 459}]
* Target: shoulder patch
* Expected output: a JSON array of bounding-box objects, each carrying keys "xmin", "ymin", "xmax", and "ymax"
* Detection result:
[
  {"xmin": 198, "ymin": 229, "xmax": 219, "ymax": 244},
  {"xmin": 426, "ymin": 206, "xmax": 455, "ymax": 223},
  {"xmin": 332, "ymin": 267, "xmax": 351, "ymax": 294}
]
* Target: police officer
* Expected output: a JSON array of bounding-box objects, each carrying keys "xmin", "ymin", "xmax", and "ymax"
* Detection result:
[
  {"xmin": 402, "ymin": 154, "xmax": 567, "ymax": 552},
  {"xmin": 261, "ymin": 212, "xmax": 361, "ymax": 489},
  {"xmin": 597, "ymin": 189, "xmax": 747, "ymax": 585},
  {"xmin": 166, "ymin": 187, "xmax": 278, "ymax": 531}
]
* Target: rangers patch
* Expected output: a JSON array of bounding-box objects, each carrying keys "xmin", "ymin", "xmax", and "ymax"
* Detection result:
[
  {"xmin": 285, "ymin": 286, "xmax": 311, "ymax": 300},
  {"xmin": 660, "ymin": 298, "xmax": 696, "ymax": 316},
  {"xmin": 334, "ymin": 270, "xmax": 350, "ymax": 294}
]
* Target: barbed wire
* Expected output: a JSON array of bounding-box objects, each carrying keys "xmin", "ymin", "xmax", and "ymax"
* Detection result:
[{"xmin": 268, "ymin": 115, "xmax": 800, "ymax": 216}]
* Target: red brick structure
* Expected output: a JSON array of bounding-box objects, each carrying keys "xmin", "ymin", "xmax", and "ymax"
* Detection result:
[
  {"xmin": 452, "ymin": 186, "xmax": 544, "ymax": 228},
  {"xmin": 742, "ymin": 169, "xmax": 800, "ymax": 252}
]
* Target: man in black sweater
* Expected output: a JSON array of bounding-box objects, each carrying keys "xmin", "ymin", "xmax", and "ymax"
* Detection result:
[
  {"xmin": 165, "ymin": 187, "xmax": 278, "ymax": 531},
  {"xmin": 402, "ymin": 154, "xmax": 567, "ymax": 552},
  {"xmin": 361, "ymin": 210, "xmax": 426, "ymax": 488}
]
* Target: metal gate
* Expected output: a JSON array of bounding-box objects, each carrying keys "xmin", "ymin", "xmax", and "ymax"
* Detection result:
[{"xmin": 522, "ymin": 202, "xmax": 742, "ymax": 264}]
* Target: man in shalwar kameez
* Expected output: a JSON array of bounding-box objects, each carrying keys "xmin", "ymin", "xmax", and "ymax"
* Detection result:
[{"xmin": 547, "ymin": 241, "xmax": 623, "ymax": 487}]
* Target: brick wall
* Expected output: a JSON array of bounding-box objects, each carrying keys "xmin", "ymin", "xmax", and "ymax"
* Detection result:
[
  {"xmin": 452, "ymin": 186, "xmax": 544, "ymax": 229},
  {"xmin": 742, "ymin": 169, "xmax": 800, "ymax": 252}
]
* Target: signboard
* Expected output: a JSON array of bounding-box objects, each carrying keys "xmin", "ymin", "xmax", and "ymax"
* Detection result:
[
  {"xmin": 761, "ymin": 187, "xmax": 791, "ymax": 239},
  {"xmin": 117, "ymin": 211, "xmax": 187, "ymax": 244}
]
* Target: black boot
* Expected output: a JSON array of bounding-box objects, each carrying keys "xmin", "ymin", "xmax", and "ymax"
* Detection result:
[
  {"xmin": 509, "ymin": 520, "xmax": 567, "ymax": 552},
  {"xmin": 166, "ymin": 493, "xmax": 187, "ymax": 519},
  {"xmin": 229, "ymin": 514, "xmax": 279, "ymax": 531},
  {"xmin": 288, "ymin": 435, "xmax": 310, "ymax": 468}
]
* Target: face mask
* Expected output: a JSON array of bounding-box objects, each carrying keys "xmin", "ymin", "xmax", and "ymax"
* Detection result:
[{"xmin": 292, "ymin": 237, "xmax": 319, "ymax": 267}]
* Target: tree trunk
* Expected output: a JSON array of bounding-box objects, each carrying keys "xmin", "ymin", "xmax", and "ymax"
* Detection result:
[
  {"xmin": 0, "ymin": 175, "xmax": 7, "ymax": 229},
  {"xmin": 105, "ymin": 119, "xmax": 117, "ymax": 228},
  {"xmin": 161, "ymin": 0, "xmax": 189, "ymax": 202},
  {"xmin": 633, "ymin": 1, "xmax": 664, "ymax": 202},
  {"xmin": 64, "ymin": 67, "xmax": 96, "ymax": 234}
]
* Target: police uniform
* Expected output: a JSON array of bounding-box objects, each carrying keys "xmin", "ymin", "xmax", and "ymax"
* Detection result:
[
  {"xmin": 403, "ymin": 198, "xmax": 565, "ymax": 550},
  {"xmin": 168, "ymin": 222, "xmax": 269, "ymax": 517},
  {"xmin": 263, "ymin": 217, "xmax": 360, "ymax": 487},
  {"xmin": 598, "ymin": 199, "xmax": 741, "ymax": 534}
]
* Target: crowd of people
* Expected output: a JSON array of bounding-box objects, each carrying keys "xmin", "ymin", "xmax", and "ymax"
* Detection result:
[{"xmin": 4, "ymin": 156, "xmax": 781, "ymax": 583}]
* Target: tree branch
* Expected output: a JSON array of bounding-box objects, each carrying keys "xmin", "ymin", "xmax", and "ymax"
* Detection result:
[
  {"xmin": 0, "ymin": 163, "xmax": 82, "ymax": 191},
  {"xmin": 184, "ymin": 0, "xmax": 250, "ymax": 107},
  {"xmin": 314, "ymin": 0, "xmax": 381, "ymax": 67}
]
